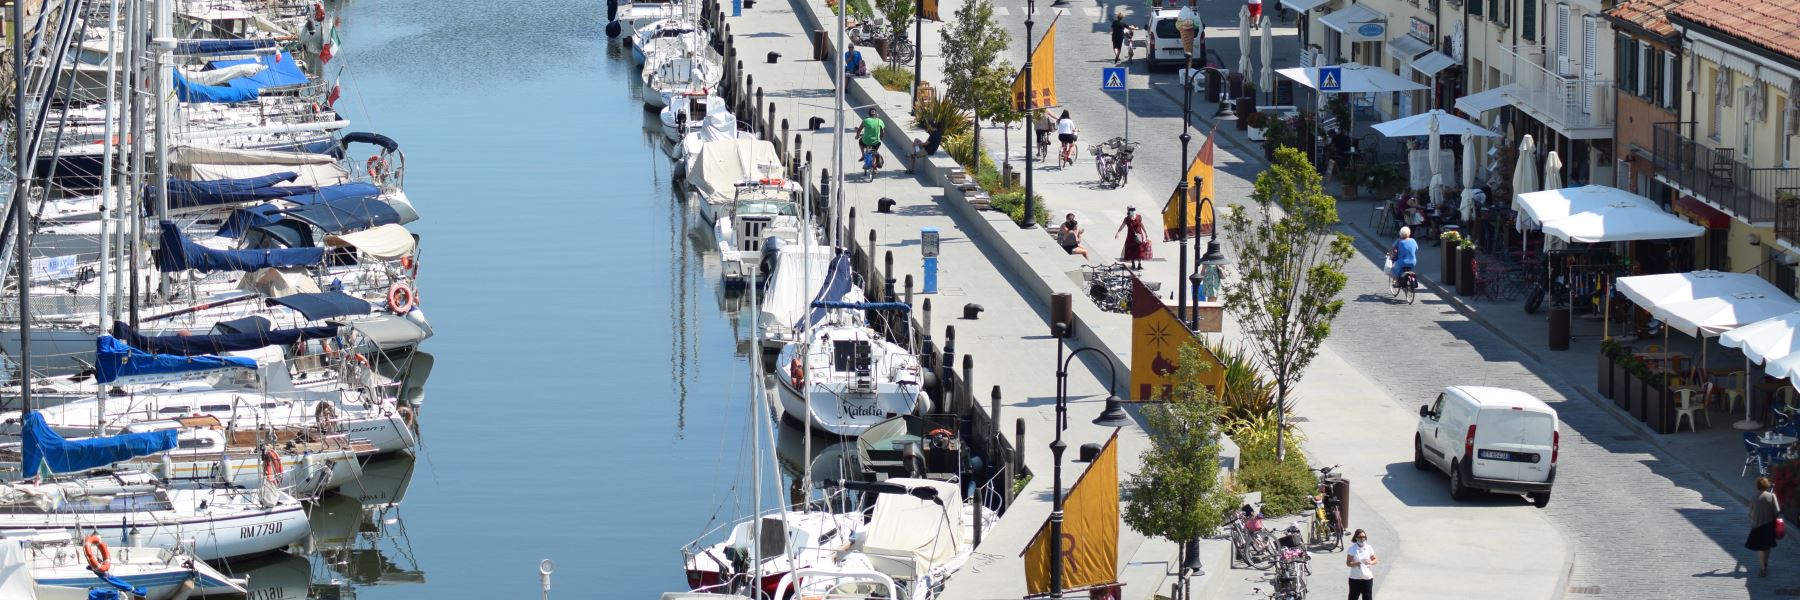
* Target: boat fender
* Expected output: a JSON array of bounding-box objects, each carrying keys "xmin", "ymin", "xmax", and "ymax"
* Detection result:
[
  {"xmin": 82, "ymin": 534, "xmax": 111, "ymax": 573},
  {"xmin": 789, "ymin": 357, "xmax": 805, "ymax": 388},
  {"xmin": 387, "ymin": 282, "xmax": 416, "ymax": 314},
  {"xmin": 606, "ymin": 0, "xmax": 620, "ymax": 21},
  {"xmin": 313, "ymin": 2, "xmax": 326, "ymax": 22},
  {"xmin": 606, "ymin": 19, "xmax": 623, "ymax": 38},
  {"xmin": 920, "ymin": 369, "xmax": 938, "ymax": 399}
]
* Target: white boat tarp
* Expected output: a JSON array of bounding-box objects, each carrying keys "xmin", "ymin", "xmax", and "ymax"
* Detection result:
[
  {"xmin": 1512, "ymin": 185, "xmax": 1704, "ymax": 243},
  {"xmin": 326, "ymin": 224, "xmax": 416, "ymax": 260},
  {"xmin": 857, "ymin": 478, "xmax": 965, "ymax": 581},
  {"xmin": 183, "ymin": 63, "xmax": 265, "ymax": 86},
  {"xmin": 170, "ymin": 146, "xmax": 350, "ymax": 187},
  {"xmin": 236, "ymin": 267, "xmax": 322, "ymax": 297},
  {"xmin": 1616, "ymin": 271, "xmax": 1800, "ymax": 337},
  {"xmin": 347, "ymin": 315, "xmax": 433, "ymax": 352},
  {"xmin": 760, "ymin": 245, "xmax": 839, "ymax": 334},
  {"xmin": 0, "ymin": 541, "xmax": 35, "ymax": 600},
  {"xmin": 687, "ymin": 139, "xmax": 785, "ymax": 206}
]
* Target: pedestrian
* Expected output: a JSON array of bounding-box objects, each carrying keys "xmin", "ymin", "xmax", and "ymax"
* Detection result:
[
  {"xmin": 1060, "ymin": 213, "xmax": 1090, "ymax": 261},
  {"xmin": 1247, "ymin": 0, "xmax": 1262, "ymax": 27},
  {"xmin": 1345, "ymin": 528, "xmax": 1377, "ymax": 600},
  {"xmin": 1114, "ymin": 206, "xmax": 1152, "ymax": 269},
  {"xmin": 1111, "ymin": 11, "xmax": 1135, "ymax": 64},
  {"xmin": 1747, "ymin": 476, "xmax": 1783, "ymax": 577},
  {"xmin": 906, "ymin": 119, "xmax": 943, "ymax": 173}
]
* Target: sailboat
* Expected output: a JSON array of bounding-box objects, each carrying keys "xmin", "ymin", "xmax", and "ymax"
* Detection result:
[
  {"xmin": 780, "ymin": 479, "xmax": 995, "ymax": 600},
  {"xmin": 640, "ymin": 34, "xmax": 723, "ymax": 110},
  {"xmin": 20, "ymin": 533, "xmax": 249, "ymax": 599},
  {"xmin": 771, "ymin": 259, "xmax": 929, "ymax": 437}
]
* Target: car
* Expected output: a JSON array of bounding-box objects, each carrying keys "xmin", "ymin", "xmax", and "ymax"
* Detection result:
[
  {"xmin": 1145, "ymin": 8, "xmax": 1202, "ymax": 70},
  {"xmin": 1414, "ymin": 385, "xmax": 1560, "ymax": 507}
]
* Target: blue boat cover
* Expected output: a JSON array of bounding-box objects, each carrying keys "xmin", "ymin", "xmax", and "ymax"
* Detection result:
[
  {"xmin": 175, "ymin": 38, "xmax": 277, "ymax": 55},
  {"xmin": 162, "ymin": 172, "xmax": 305, "ymax": 210},
  {"xmin": 217, "ymin": 204, "xmax": 287, "ymax": 239},
  {"xmin": 93, "ymin": 335, "xmax": 257, "ymax": 385},
  {"xmin": 339, "ymin": 132, "xmax": 399, "ymax": 153},
  {"xmin": 172, "ymin": 69, "xmax": 258, "ymax": 103},
  {"xmin": 110, "ymin": 321, "xmax": 338, "ymax": 356},
  {"xmin": 808, "ymin": 301, "xmax": 912, "ymax": 312},
  {"xmin": 154, "ymin": 221, "xmax": 325, "ymax": 273},
  {"xmin": 20, "ymin": 412, "xmax": 177, "ymax": 478},
  {"xmin": 798, "ymin": 253, "xmax": 856, "ymax": 329},
  {"xmin": 267, "ymin": 291, "xmax": 372, "ymax": 321},
  {"xmin": 278, "ymin": 182, "xmax": 381, "ymax": 206},
  {"xmin": 206, "ymin": 52, "xmax": 309, "ymax": 91},
  {"xmin": 277, "ymin": 197, "xmax": 401, "ymax": 234}
]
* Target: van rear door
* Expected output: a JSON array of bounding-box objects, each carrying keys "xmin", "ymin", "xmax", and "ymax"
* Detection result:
[{"xmin": 1473, "ymin": 407, "xmax": 1551, "ymax": 482}]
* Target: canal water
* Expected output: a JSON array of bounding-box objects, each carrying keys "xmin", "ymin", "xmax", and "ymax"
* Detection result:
[{"xmin": 224, "ymin": 0, "xmax": 821, "ymax": 597}]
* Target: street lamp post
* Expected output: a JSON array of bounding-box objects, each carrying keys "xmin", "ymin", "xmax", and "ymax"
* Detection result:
[
  {"xmin": 1191, "ymin": 193, "xmax": 1228, "ymax": 330},
  {"xmin": 1049, "ymin": 322, "xmax": 1131, "ymax": 599},
  {"xmin": 1177, "ymin": 63, "xmax": 1234, "ymax": 324},
  {"xmin": 1022, "ymin": 0, "xmax": 1037, "ymax": 228},
  {"xmin": 911, "ymin": 0, "xmax": 923, "ymax": 111}
]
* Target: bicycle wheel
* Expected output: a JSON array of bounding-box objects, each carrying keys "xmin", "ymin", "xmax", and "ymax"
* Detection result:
[
  {"xmin": 1245, "ymin": 533, "xmax": 1276, "ymax": 569},
  {"xmin": 1405, "ymin": 282, "xmax": 1416, "ymax": 304}
]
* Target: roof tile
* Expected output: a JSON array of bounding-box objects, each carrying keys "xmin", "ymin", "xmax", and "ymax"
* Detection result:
[
  {"xmin": 1672, "ymin": 0, "xmax": 1800, "ymax": 62},
  {"xmin": 1605, "ymin": 0, "xmax": 1689, "ymax": 38}
]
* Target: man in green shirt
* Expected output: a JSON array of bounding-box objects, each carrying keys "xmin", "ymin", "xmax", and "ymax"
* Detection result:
[{"xmin": 857, "ymin": 109, "xmax": 885, "ymax": 170}]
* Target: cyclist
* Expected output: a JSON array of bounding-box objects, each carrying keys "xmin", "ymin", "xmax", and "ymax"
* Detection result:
[
  {"xmin": 1388, "ymin": 226, "xmax": 1418, "ymax": 287},
  {"xmin": 1034, "ymin": 109, "xmax": 1057, "ymax": 159},
  {"xmin": 1055, "ymin": 109, "xmax": 1078, "ymax": 164},
  {"xmin": 856, "ymin": 109, "xmax": 885, "ymax": 172}
]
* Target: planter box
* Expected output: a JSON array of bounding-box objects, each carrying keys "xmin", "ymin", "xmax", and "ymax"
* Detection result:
[
  {"xmin": 1612, "ymin": 362, "xmax": 1632, "ymax": 407},
  {"xmin": 1643, "ymin": 383, "xmax": 1674, "ymax": 434},
  {"xmin": 1456, "ymin": 248, "xmax": 1477, "ymax": 296},
  {"xmin": 1441, "ymin": 243, "xmax": 1457, "ymax": 286},
  {"xmin": 1247, "ymin": 127, "xmax": 1267, "ymax": 141},
  {"xmin": 1597, "ymin": 354, "xmax": 1614, "ymax": 400}
]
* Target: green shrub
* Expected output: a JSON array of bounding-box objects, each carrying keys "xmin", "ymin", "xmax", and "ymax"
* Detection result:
[
  {"xmin": 1205, "ymin": 340, "xmax": 1278, "ymax": 422},
  {"xmin": 1234, "ymin": 449, "xmax": 1318, "ymax": 516},
  {"xmin": 912, "ymin": 96, "xmax": 971, "ymax": 139},
  {"xmin": 990, "ymin": 189, "xmax": 1049, "ymax": 225},
  {"xmin": 872, "ymin": 65, "xmax": 913, "ymax": 92}
]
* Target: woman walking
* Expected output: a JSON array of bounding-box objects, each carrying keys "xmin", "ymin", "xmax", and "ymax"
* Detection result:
[
  {"xmin": 1346, "ymin": 529, "xmax": 1378, "ymax": 600},
  {"xmin": 1115, "ymin": 206, "xmax": 1152, "ymax": 269},
  {"xmin": 1747, "ymin": 477, "xmax": 1782, "ymax": 577}
]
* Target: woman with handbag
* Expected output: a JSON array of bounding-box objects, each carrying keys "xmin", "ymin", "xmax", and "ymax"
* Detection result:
[
  {"xmin": 1115, "ymin": 206, "xmax": 1153, "ymax": 270},
  {"xmin": 1747, "ymin": 476, "xmax": 1783, "ymax": 577}
]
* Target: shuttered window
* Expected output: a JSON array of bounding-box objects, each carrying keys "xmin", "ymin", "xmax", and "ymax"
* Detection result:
[
  {"xmin": 1581, "ymin": 14, "xmax": 1597, "ymax": 111},
  {"xmin": 1555, "ymin": 5, "xmax": 1570, "ymax": 75},
  {"xmin": 1523, "ymin": 0, "xmax": 1536, "ymax": 40},
  {"xmin": 1663, "ymin": 51, "xmax": 1677, "ymax": 110}
]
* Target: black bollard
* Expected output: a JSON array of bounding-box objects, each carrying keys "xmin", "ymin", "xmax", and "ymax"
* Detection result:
[
  {"xmin": 866, "ymin": 230, "xmax": 877, "ymax": 295},
  {"xmin": 883, "ymin": 251, "xmax": 896, "ymax": 302},
  {"xmin": 766, "ymin": 103, "xmax": 776, "ymax": 142},
  {"xmin": 939, "ymin": 325, "xmax": 956, "ymax": 411},
  {"xmin": 1012, "ymin": 417, "xmax": 1025, "ymax": 505},
  {"xmin": 991, "ymin": 385, "xmax": 1004, "ymax": 508},
  {"xmin": 920, "ymin": 298, "xmax": 932, "ymax": 352},
  {"xmin": 779, "ymin": 118, "xmax": 790, "ymax": 160},
  {"xmin": 903, "ymin": 275, "xmax": 915, "ymax": 347},
  {"xmin": 820, "ymin": 168, "xmax": 831, "ymax": 216},
  {"xmin": 961, "ymin": 354, "xmax": 974, "ymax": 417}
]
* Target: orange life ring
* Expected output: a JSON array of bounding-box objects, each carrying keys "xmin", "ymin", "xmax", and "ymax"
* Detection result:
[
  {"xmin": 789, "ymin": 357, "xmax": 804, "ymax": 388},
  {"xmin": 759, "ymin": 177, "xmax": 785, "ymax": 186},
  {"xmin": 82, "ymin": 535, "xmax": 110, "ymax": 573},
  {"xmin": 352, "ymin": 354, "xmax": 370, "ymax": 368},
  {"xmin": 262, "ymin": 448, "xmax": 284, "ymax": 481},
  {"xmin": 387, "ymin": 282, "xmax": 415, "ymax": 314},
  {"xmin": 366, "ymin": 155, "xmax": 390, "ymax": 181}
]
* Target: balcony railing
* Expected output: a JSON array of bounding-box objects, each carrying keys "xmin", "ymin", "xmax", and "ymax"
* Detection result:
[
  {"xmin": 1778, "ymin": 193, "xmax": 1800, "ymax": 249},
  {"xmin": 1653, "ymin": 121, "xmax": 1800, "ymax": 225},
  {"xmin": 1498, "ymin": 45, "xmax": 1615, "ymax": 136}
]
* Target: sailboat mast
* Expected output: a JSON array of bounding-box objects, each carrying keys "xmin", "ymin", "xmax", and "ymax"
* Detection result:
[
  {"xmin": 831, "ymin": 0, "xmax": 844, "ymax": 249},
  {"xmin": 96, "ymin": 0, "xmax": 123, "ymax": 334},
  {"xmin": 11, "ymin": 0, "xmax": 30, "ymax": 416},
  {"xmin": 747, "ymin": 243, "xmax": 763, "ymax": 591},
  {"xmin": 151, "ymin": 0, "xmax": 172, "ymax": 302},
  {"xmin": 126, "ymin": 0, "xmax": 145, "ymax": 327}
]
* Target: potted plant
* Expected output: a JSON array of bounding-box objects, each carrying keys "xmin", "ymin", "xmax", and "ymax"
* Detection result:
[
  {"xmin": 1244, "ymin": 111, "xmax": 1269, "ymax": 142},
  {"xmin": 1262, "ymin": 115, "xmax": 1296, "ymax": 160},
  {"xmin": 1439, "ymin": 230, "xmax": 1461, "ymax": 285},
  {"xmin": 1455, "ymin": 236, "xmax": 1477, "ymax": 296},
  {"xmin": 1361, "ymin": 162, "xmax": 1405, "ymax": 198}
]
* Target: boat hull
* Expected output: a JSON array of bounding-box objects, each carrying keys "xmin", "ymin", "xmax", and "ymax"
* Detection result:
[
  {"xmin": 773, "ymin": 368, "xmax": 928, "ymax": 437},
  {"xmin": 0, "ymin": 501, "xmax": 311, "ymax": 561}
]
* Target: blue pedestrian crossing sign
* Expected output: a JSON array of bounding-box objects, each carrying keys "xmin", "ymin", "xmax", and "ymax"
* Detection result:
[
  {"xmin": 1318, "ymin": 66, "xmax": 1343, "ymax": 92},
  {"xmin": 1101, "ymin": 67, "xmax": 1126, "ymax": 91}
]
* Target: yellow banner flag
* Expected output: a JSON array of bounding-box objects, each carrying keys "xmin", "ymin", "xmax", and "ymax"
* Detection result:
[
  {"xmin": 1161, "ymin": 126, "xmax": 1218, "ymax": 241},
  {"xmin": 922, "ymin": 0, "xmax": 940, "ymax": 21},
  {"xmin": 1011, "ymin": 16, "xmax": 1059, "ymax": 111},
  {"xmin": 1022, "ymin": 430, "xmax": 1120, "ymax": 596},
  {"xmin": 1128, "ymin": 278, "xmax": 1224, "ymax": 401}
]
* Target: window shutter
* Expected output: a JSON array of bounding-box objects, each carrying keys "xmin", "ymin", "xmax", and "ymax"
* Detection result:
[
  {"xmin": 1555, "ymin": 5, "xmax": 1571, "ymax": 72},
  {"xmin": 1581, "ymin": 14, "xmax": 1597, "ymax": 111},
  {"xmin": 1717, "ymin": 68, "xmax": 1733, "ymax": 108},
  {"xmin": 1663, "ymin": 51, "xmax": 1676, "ymax": 110},
  {"xmin": 1639, "ymin": 42, "xmax": 1651, "ymax": 97},
  {"xmin": 1615, "ymin": 34, "xmax": 1629, "ymax": 92},
  {"xmin": 1789, "ymin": 78, "xmax": 1800, "ymax": 136}
]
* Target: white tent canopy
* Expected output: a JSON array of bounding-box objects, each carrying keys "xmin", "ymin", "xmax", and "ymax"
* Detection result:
[
  {"xmin": 1617, "ymin": 271, "xmax": 1800, "ymax": 337},
  {"xmin": 1277, "ymin": 63, "xmax": 1428, "ymax": 93},
  {"xmin": 1512, "ymin": 185, "xmax": 1704, "ymax": 243},
  {"xmin": 1720, "ymin": 310, "xmax": 1800, "ymax": 370},
  {"xmin": 1371, "ymin": 109, "xmax": 1499, "ymax": 137}
]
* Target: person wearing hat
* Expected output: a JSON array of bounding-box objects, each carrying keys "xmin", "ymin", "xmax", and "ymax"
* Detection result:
[{"xmin": 1115, "ymin": 206, "xmax": 1153, "ymax": 270}]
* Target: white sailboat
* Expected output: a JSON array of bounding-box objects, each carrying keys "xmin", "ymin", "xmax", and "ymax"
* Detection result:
[
  {"xmin": 774, "ymin": 314, "xmax": 928, "ymax": 437},
  {"xmin": 19, "ymin": 533, "xmax": 248, "ymax": 599},
  {"xmin": 781, "ymin": 479, "xmax": 995, "ymax": 600},
  {"xmin": 0, "ymin": 472, "xmax": 311, "ymax": 561},
  {"xmin": 640, "ymin": 36, "xmax": 723, "ymax": 109}
]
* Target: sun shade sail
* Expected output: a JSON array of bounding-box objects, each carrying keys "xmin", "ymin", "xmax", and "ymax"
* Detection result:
[
  {"xmin": 154, "ymin": 221, "xmax": 325, "ymax": 273},
  {"xmin": 20, "ymin": 412, "xmax": 177, "ymax": 478},
  {"xmin": 326, "ymin": 224, "xmax": 416, "ymax": 260},
  {"xmin": 94, "ymin": 335, "xmax": 257, "ymax": 385},
  {"xmin": 1616, "ymin": 271, "xmax": 1800, "ymax": 337},
  {"xmin": 267, "ymin": 291, "xmax": 372, "ymax": 321}
]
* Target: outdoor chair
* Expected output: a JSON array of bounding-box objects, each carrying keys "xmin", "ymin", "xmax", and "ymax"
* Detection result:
[
  {"xmin": 1675, "ymin": 384, "xmax": 1711, "ymax": 432},
  {"xmin": 1715, "ymin": 370, "xmax": 1746, "ymax": 414},
  {"xmin": 1744, "ymin": 432, "xmax": 1771, "ymax": 477}
]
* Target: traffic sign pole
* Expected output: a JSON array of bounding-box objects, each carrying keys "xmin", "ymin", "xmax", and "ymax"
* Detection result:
[{"xmin": 1101, "ymin": 66, "xmax": 1130, "ymax": 142}]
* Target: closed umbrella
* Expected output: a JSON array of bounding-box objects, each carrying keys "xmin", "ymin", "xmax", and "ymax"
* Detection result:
[
  {"xmin": 1260, "ymin": 17, "xmax": 1274, "ymax": 103},
  {"xmin": 1428, "ymin": 112, "xmax": 1443, "ymax": 208},
  {"xmin": 1512, "ymin": 134, "xmax": 1538, "ymax": 254},
  {"xmin": 1459, "ymin": 132, "xmax": 1478, "ymax": 222},
  {"xmin": 1543, "ymin": 150, "xmax": 1563, "ymax": 191},
  {"xmin": 1239, "ymin": 6, "xmax": 1252, "ymax": 84}
]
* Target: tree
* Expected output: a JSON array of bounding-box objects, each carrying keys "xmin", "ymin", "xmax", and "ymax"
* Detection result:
[
  {"xmin": 1219, "ymin": 146, "xmax": 1355, "ymax": 462},
  {"xmin": 939, "ymin": 0, "xmax": 1009, "ymax": 174},
  {"xmin": 873, "ymin": 0, "xmax": 915, "ymax": 66},
  {"xmin": 1121, "ymin": 344, "xmax": 1239, "ymax": 573}
]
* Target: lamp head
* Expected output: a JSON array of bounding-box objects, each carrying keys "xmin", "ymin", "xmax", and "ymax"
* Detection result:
[
  {"xmin": 1215, "ymin": 100, "xmax": 1237, "ymax": 120},
  {"xmin": 1092, "ymin": 395, "xmax": 1131, "ymax": 427},
  {"xmin": 1198, "ymin": 239, "xmax": 1229, "ymax": 265}
]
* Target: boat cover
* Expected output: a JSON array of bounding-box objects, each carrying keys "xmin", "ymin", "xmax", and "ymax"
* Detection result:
[
  {"xmin": 760, "ymin": 245, "xmax": 837, "ymax": 334},
  {"xmin": 94, "ymin": 335, "xmax": 257, "ymax": 385},
  {"xmin": 687, "ymin": 139, "xmax": 785, "ymax": 206},
  {"xmin": 163, "ymin": 171, "xmax": 306, "ymax": 209},
  {"xmin": 798, "ymin": 253, "xmax": 855, "ymax": 329},
  {"xmin": 170, "ymin": 146, "xmax": 350, "ymax": 187},
  {"xmin": 110, "ymin": 321, "xmax": 338, "ymax": 357},
  {"xmin": 172, "ymin": 68, "xmax": 258, "ymax": 103},
  {"xmin": 326, "ymin": 224, "xmax": 415, "ymax": 260},
  {"xmin": 280, "ymin": 182, "xmax": 381, "ymax": 206},
  {"xmin": 278, "ymin": 197, "xmax": 402, "ymax": 234},
  {"xmin": 858, "ymin": 478, "xmax": 965, "ymax": 580},
  {"xmin": 217, "ymin": 203, "xmax": 288, "ymax": 239},
  {"xmin": 267, "ymin": 291, "xmax": 372, "ymax": 321},
  {"xmin": 175, "ymin": 38, "xmax": 277, "ymax": 55},
  {"xmin": 154, "ymin": 221, "xmax": 326, "ymax": 273},
  {"xmin": 184, "ymin": 63, "xmax": 264, "ymax": 86},
  {"xmin": 206, "ymin": 52, "xmax": 309, "ymax": 92},
  {"xmin": 347, "ymin": 315, "xmax": 431, "ymax": 351},
  {"xmin": 0, "ymin": 541, "xmax": 29, "ymax": 600},
  {"xmin": 339, "ymin": 132, "xmax": 400, "ymax": 153},
  {"xmin": 237, "ymin": 267, "xmax": 322, "ymax": 297},
  {"xmin": 20, "ymin": 412, "xmax": 177, "ymax": 478}
]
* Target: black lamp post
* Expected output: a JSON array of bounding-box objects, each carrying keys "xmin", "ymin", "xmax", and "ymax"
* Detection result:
[
  {"xmin": 1177, "ymin": 63, "xmax": 1233, "ymax": 325},
  {"xmin": 1191, "ymin": 194, "xmax": 1228, "ymax": 330},
  {"xmin": 1049, "ymin": 322, "xmax": 1129, "ymax": 598},
  {"xmin": 911, "ymin": 0, "xmax": 923, "ymax": 111},
  {"xmin": 1022, "ymin": 0, "xmax": 1037, "ymax": 228}
]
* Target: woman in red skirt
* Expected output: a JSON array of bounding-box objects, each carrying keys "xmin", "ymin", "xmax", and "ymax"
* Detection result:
[{"xmin": 1115, "ymin": 206, "xmax": 1153, "ymax": 270}]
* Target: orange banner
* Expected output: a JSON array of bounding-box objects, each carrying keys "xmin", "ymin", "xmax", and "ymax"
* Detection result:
[
  {"xmin": 1023, "ymin": 430, "xmax": 1120, "ymax": 595},
  {"xmin": 1162, "ymin": 126, "xmax": 1218, "ymax": 241},
  {"xmin": 922, "ymin": 0, "xmax": 940, "ymax": 21},
  {"xmin": 1128, "ymin": 278, "xmax": 1224, "ymax": 401},
  {"xmin": 1011, "ymin": 16, "xmax": 1059, "ymax": 110}
]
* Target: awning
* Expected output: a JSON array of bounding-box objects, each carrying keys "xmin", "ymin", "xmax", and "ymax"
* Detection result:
[
  {"xmin": 267, "ymin": 291, "xmax": 373, "ymax": 321},
  {"xmin": 1512, "ymin": 185, "xmax": 1705, "ymax": 243},
  {"xmin": 1674, "ymin": 195, "xmax": 1732, "ymax": 229},
  {"xmin": 1320, "ymin": 4, "xmax": 1385, "ymax": 38},
  {"xmin": 1720, "ymin": 311, "xmax": 1800, "ymax": 377},
  {"xmin": 1617, "ymin": 271, "xmax": 1800, "ymax": 337},
  {"xmin": 1412, "ymin": 52, "xmax": 1456, "ymax": 77},
  {"xmin": 1454, "ymin": 83, "xmax": 1516, "ymax": 115},
  {"xmin": 1386, "ymin": 35, "xmax": 1430, "ymax": 62},
  {"xmin": 347, "ymin": 315, "xmax": 432, "ymax": 352},
  {"xmin": 326, "ymin": 224, "xmax": 416, "ymax": 260},
  {"xmin": 1281, "ymin": 0, "xmax": 1330, "ymax": 11}
]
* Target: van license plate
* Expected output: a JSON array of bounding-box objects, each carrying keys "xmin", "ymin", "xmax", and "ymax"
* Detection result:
[{"xmin": 1478, "ymin": 450, "xmax": 1511, "ymax": 460}]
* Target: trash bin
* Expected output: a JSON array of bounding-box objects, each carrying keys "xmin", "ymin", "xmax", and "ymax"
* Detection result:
[
  {"xmin": 1332, "ymin": 478, "xmax": 1350, "ymax": 533},
  {"xmin": 1227, "ymin": 71, "xmax": 1245, "ymax": 101},
  {"xmin": 813, "ymin": 29, "xmax": 829, "ymax": 62},
  {"xmin": 1204, "ymin": 68, "xmax": 1222, "ymax": 101},
  {"xmin": 1548, "ymin": 306, "xmax": 1571, "ymax": 351}
]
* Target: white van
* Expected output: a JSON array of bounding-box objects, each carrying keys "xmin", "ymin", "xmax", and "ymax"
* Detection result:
[
  {"xmin": 1414, "ymin": 386, "xmax": 1560, "ymax": 507},
  {"xmin": 1145, "ymin": 8, "xmax": 1201, "ymax": 70}
]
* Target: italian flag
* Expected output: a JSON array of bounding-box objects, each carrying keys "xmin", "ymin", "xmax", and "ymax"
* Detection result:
[{"xmin": 320, "ymin": 18, "xmax": 343, "ymax": 64}]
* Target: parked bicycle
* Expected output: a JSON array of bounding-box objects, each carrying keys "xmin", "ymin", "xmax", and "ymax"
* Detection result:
[
  {"xmin": 1091, "ymin": 137, "xmax": 1138, "ymax": 188},
  {"xmin": 1307, "ymin": 465, "xmax": 1344, "ymax": 551},
  {"xmin": 1082, "ymin": 262, "xmax": 1138, "ymax": 314},
  {"xmin": 1273, "ymin": 523, "xmax": 1311, "ymax": 598},
  {"xmin": 1225, "ymin": 503, "xmax": 1278, "ymax": 570}
]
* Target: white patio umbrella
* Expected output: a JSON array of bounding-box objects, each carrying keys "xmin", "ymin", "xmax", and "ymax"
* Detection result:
[
  {"xmin": 1370, "ymin": 109, "xmax": 1501, "ymax": 137},
  {"xmin": 1428, "ymin": 112, "xmax": 1444, "ymax": 207},
  {"xmin": 1259, "ymin": 17, "xmax": 1274, "ymax": 102},
  {"xmin": 1511, "ymin": 135, "xmax": 1538, "ymax": 235},
  {"xmin": 1239, "ymin": 5, "xmax": 1252, "ymax": 82},
  {"xmin": 1544, "ymin": 150, "xmax": 1563, "ymax": 191},
  {"xmin": 1459, "ymin": 132, "xmax": 1478, "ymax": 222}
]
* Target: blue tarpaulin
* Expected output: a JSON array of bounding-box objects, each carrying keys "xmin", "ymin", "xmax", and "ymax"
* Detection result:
[
  {"xmin": 154, "ymin": 221, "xmax": 325, "ymax": 273},
  {"xmin": 206, "ymin": 52, "xmax": 308, "ymax": 92},
  {"xmin": 172, "ymin": 69, "xmax": 257, "ymax": 103},
  {"xmin": 278, "ymin": 197, "xmax": 401, "ymax": 234},
  {"xmin": 93, "ymin": 335, "xmax": 257, "ymax": 385},
  {"xmin": 111, "ymin": 321, "xmax": 339, "ymax": 356},
  {"xmin": 160, "ymin": 172, "xmax": 305, "ymax": 210},
  {"xmin": 278, "ymin": 182, "xmax": 381, "ymax": 206},
  {"xmin": 175, "ymin": 38, "xmax": 276, "ymax": 55},
  {"xmin": 217, "ymin": 204, "xmax": 286, "ymax": 239},
  {"xmin": 267, "ymin": 291, "xmax": 372, "ymax": 321},
  {"xmin": 21, "ymin": 412, "xmax": 177, "ymax": 478},
  {"xmin": 798, "ymin": 253, "xmax": 857, "ymax": 329}
]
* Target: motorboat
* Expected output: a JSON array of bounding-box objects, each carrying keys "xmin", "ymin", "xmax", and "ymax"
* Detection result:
[
  {"xmin": 715, "ymin": 180, "xmax": 808, "ymax": 288},
  {"xmin": 681, "ymin": 509, "xmax": 864, "ymax": 599},
  {"xmin": 611, "ymin": 0, "xmax": 684, "ymax": 45},
  {"xmin": 17, "ymin": 532, "xmax": 248, "ymax": 598},
  {"xmin": 661, "ymin": 92, "xmax": 731, "ymax": 142},
  {"xmin": 0, "ymin": 472, "xmax": 311, "ymax": 561},
  {"xmin": 788, "ymin": 479, "xmax": 994, "ymax": 600},
  {"xmin": 684, "ymin": 138, "xmax": 789, "ymax": 224}
]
